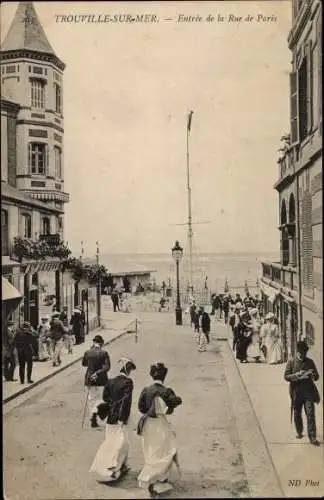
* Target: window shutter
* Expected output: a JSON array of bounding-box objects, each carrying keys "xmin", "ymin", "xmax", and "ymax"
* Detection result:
[
  {"xmin": 317, "ymin": 13, "xmax": 322, "ymax": 134},
  {"xmin": 27, "ymin": 143, "xmax": 31, "ymax": 174},
  {"xmin": 45, "ymin": 145, "xmax": 49, "ymax": 176},
  {"xmin": 290, "ymin": 71, "xmax": 299, "ymax": 144},
  {"xmin": 306, "ymin": 41, "xmax": 313, "ymax": 132},
  {"xmin": 301, "ymin": 188, "xmax": 313, "ymax": 293}
]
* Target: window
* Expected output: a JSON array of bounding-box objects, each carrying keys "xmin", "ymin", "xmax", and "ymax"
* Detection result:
[
  {"xmin": 1, "ymin": 209, "xmax": 9, "ymax": 255},
  {"xmin": 54, "ymin": 146, "xmax": 62, "ymax": 178},
  {"xmin": 42, "ymin": 217, "xmax": 50, "ymax": 236},
  {"xmin": 31, "ymin": 79, "xmax": 45, "ymax": 109},
  {"xmin": 305, "ymin": 321, "xmax": 315, "ymax": 346},
  {"xmin": 28, "ymin": 143, "xmax": 48, "ymax": 175},
  {"xmin": 21, "ymin": 214, "xmax": 32, "ymax": 238},
  {"xmin": 301, "ymin": 176, "xmax": 313, "ymax": 293},
  {"xmin": 290, "ymin": 72, "xmax": 299, "ymax": 144},
  {"xmin": 311, "ymin": 42, "xmax": 318, "ymax": 129},
  {"xmin": 298, "ymin": 56, "xmax": 308, "ymax": 142},
  {"xmin": 54, "ymin": 83, "xmax": 62, "ymax": 114}
]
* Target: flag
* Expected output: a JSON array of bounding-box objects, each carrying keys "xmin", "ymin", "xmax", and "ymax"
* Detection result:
[{"xmin": 187, "ymin": 110, "xmax": 194, "ymax": 133}]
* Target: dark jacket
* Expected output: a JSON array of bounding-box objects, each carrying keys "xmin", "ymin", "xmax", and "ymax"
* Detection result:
[
  {"xmin": 50, "ymin": 318, "xmax": 65, "ymax": 341},
  {"xmin": 201, "ymin": 312, "xmax": 211, "ymax": 333},
  {"xmin": 82, "ymin": 347, "xmax": 110, "ymax": 386},
  {"xmin": 13, "ymin": 328, "xmax": 37, "ymax": 355},
  {"xmin": 70, "ymin": 314, "xmax": 84, "ymax": 336},
  {"xmin": 97, "ymin": 374, "xmax": 133, "ymax": 424},
  {"xmin": 284, "ymin": 356, "xmax": 320, "ymax": 404},
  {"xmin": 137, "ymin": 382, "xmax": 182, "ymax": 435}
]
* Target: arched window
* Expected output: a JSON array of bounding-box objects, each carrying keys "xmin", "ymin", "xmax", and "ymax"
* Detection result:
[
  {"xmin": 21, "ymin": 213, "xmax": 32, "ymax": 238},
  {"xmin": 288, "ymin": 194, "xmax": 296, "ymax": 223},
  {"xmin": 42, "ymin": 217, "xmax": 50, "ymax": 236},
  {"xmin": 305, "ymin": 321, "xmax": 315, "ymax": 346},
  {"xmin": 288, "ymin": 194, "xmax": 297, "ymax": 266},
  {"xmin": 280, "ymin": 200, "xmax": 289, "ymax": 266}
]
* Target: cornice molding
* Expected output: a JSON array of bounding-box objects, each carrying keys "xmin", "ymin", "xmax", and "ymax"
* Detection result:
[
  {"xmin": 0, "ymin": 49, "xmax": 65, "ymax": 71},
  {"xmin": 16, "ymin": 119, "xmax": 64, "ymax": 133}
]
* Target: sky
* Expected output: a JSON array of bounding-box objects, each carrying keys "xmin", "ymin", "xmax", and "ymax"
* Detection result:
[{"xmin": 1, "ymin": 1, "xmax": 292, "ymax": 257}]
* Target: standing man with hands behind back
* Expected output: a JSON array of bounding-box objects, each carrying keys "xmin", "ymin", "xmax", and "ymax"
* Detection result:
[{"xmin": 82, "ymin": 335, "xmax": 111, "ymax": 428}]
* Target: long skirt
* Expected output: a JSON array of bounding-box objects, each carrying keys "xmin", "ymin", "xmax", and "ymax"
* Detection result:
[
  {"xmin": 267, "ymin": 339, "xmax": 282, "ymax": 364},
  {"xmin": 138, "ymin": 415, "xmax": 178, "ymax": 489},
  {"xmin": 236, "ymin": 336, "xmax": 251, "ymax": 361},
  {"xmin": 90, "ymin": 424, "xmax": 129, "ymax": 480},
  {"xmin": 247, "ymin": 333, "xmax": 261, "ymax": 359},
  {"xmin": 198, "ymin": 332, "xmax": 207, "ymax": 352}
]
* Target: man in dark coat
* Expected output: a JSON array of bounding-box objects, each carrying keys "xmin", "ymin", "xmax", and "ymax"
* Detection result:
[
  {"xmin": 82, "ymin": 335, "xmax": 111, "ymax": 427},
  {"xmin": 284, "ymin": 341, "xmax": 320, "ymax": 446},
  {"xmin": 13, "ymin": 321, "xmax": 37, "ymax": 384},
  {"xmin": 3, "ymin": 320, "xmax": 17, "ymax": 381},
  {"xmin": 70, "ymin": 308, "xmax": 84, "ymax": 344},
  {"xmin": 200, "ymin": 307, "xmax": 211, "ymax": 344}
]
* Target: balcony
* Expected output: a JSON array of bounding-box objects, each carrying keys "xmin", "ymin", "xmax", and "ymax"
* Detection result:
[
  {"xmin": 12, "ymin": 235, "xmax": 71, "ymax": 263},
  {"xmin": 261, "ymin": 261, "xmax": 298, "ymax": 292},
  {"xmin": 39, "ymin": 233, "xmax": 61, "ymax": 246},
  {"xmin": 274, "ymin": 146, "xmax": 297, "ymax": 191}
]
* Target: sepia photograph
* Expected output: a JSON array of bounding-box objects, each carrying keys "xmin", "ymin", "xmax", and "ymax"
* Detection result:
[{"xmin": 1, "ymin": 1, "xmax": 323, "ymax": 498}]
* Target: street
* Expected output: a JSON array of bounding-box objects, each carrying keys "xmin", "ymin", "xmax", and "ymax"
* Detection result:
[{"xmin": 4, "ymin": 313, "xmax": 251, "ymax": 499}]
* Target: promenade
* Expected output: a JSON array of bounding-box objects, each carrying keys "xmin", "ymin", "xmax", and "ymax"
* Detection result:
[{"xmin": 3, "ymin": 307, "xmax": 323, "ymax": 498}]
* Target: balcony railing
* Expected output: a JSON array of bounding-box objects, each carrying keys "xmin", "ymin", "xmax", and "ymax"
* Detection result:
[
  {"xmin": 39, "ymin": 233, "xmax": 61, "ymax": 246},
  {"xmin": 261, "ymin": 261, "xmax": 298, "ymax": 291},
  {"xmin": 278, "ymin": 146, "xmax": 296, "ymax": 179}
]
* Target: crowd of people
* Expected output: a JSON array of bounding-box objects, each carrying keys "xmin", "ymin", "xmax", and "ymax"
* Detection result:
[
  {"xmin": 188, "ymin": 291, "xmax": 283, "ymax": 364},
  {"xmin": 82, "ymin": 335, "xmax": 182, "ymax": 496},
  {"xmin": 3, "ymin": 305, "xmax": 87, "ymax": 384}
]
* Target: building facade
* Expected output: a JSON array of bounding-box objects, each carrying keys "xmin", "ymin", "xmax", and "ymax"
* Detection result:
[
  {"xmin": 1, "ymin": 2, "xmax": 71, "ymax": 329},
  {"xmin": 261, "ymin": 0, "xmax": 322, "ymax": 371}
]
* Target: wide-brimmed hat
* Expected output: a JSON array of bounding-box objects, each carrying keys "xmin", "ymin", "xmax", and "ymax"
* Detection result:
[
  {"xmin": 41, "ymin": 315, "xmax": 50, "ymax": 320},
  {"xmin": 22, "ymin": 321, "xmax": 31, "ymax": 328},
  {"xmin": 93, "ymin": 335, "xmax": 104, "ymax": 345},
  {"xmin": 52, "ymin": 312, "xmax": 60, "ymax": 318},
  {"xmin": 265, "ymin": 312, "xmax": 274, "ymax": 320},
  {"xmin": 73, "ymin": 308, "xmax": 81, "ymax": 314},
  {"xmin": 235, "ymin": 302, "xmax": 242, "ymax": 309},
  {"xmin": 249, "ymin": 308, "xmax": 258, "ymax": 316},
  {"xmin": 296, "ymin": 340, "xmax": 309, "ymax": 354}
]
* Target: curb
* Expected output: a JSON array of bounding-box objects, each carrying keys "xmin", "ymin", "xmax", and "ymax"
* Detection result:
[
  {"xmin": 223, "ymin": 338, "xmax": 285, "ymax": 498},
  {"xmin": 3, "ymin": 322, "xmax": 134, "ymax": 405}
]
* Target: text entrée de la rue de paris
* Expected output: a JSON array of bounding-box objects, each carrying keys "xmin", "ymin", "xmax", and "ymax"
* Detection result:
[{"xmin": 54, "ymin": 13, "xmax": 278, "ymax": 24}]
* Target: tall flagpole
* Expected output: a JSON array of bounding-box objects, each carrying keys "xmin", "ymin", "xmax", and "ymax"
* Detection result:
[{"xmin": 187, "ymin": 111, "xmax": 194, "ymax": 294}]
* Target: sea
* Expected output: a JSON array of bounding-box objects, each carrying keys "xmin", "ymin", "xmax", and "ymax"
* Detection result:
[{"xmin": 99, "ymin": 251, "xmax": 280, "ymax": 294}]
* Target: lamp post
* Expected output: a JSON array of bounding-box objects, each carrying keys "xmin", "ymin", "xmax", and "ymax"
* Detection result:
[
  {"xmin": 172, "ymin": 240, "xmax": 183, "ymax": 325},
  {"xmin": 96, "ymin": 241, "xmax": 101, "ymax": 327}
]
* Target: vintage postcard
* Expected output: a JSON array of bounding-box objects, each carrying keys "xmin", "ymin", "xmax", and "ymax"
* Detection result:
[{"xmin": 1, "ymin": 1, "xmax": 323, "ymax": 499}]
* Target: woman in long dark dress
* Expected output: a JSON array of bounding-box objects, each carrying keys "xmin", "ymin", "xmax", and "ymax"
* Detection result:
[
  {"xmin": 235, "ymin": 312, "xmax": 252, "ymax": 363},
  {"xmin": 137, "ymin": 362, "xmax": 182, "ymax": 496},
  {"xmin": 89, "ymin": 357, "xmax": 136, "ymax": 481}
]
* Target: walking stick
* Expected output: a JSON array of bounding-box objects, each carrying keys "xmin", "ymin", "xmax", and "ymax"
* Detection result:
[{"xmin": 81, "ymin": 386, "xmax": 90, "ymax": 428}]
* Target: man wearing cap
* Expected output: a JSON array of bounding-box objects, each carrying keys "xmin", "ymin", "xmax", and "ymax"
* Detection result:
[
  {"xmin": 82, "ymin": 335, "xmax": 111, "ymax": 428},
  {"xmin": 284, "ymin": 341, "xmax": 320, "ymax": 446},
  {"xmin": 13, "ymin": 321, "xmax": 38, "ymax": 384}
]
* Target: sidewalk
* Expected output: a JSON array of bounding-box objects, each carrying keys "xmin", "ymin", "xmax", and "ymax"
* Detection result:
[
  {"xmin": 216, "ymin": 319, "xmax": 323, "ymax": 498},
  {"xmin": 3, "ymin": 312, "xmax": 137, "ymax": 404}
]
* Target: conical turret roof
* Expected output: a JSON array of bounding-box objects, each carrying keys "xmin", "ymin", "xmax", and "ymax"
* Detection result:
[{"xmin": 1, "ymin": 2, "xmax": 56, "ymax": 55}]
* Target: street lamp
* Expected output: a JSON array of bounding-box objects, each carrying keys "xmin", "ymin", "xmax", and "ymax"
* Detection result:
[{"xmin": 171, "ymin": 240, "xmax": 183, "ymax": 325}]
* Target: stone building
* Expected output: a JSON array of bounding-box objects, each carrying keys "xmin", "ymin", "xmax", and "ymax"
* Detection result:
[
  {"xmin": 261, "ymin": 0, "xmax": 322, "ymax": 369},
  {"xmin": 1, "ymin": 2, "xmax": 71, "ymax": 329}
]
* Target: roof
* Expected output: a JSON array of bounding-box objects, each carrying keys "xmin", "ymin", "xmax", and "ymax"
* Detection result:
[
  {"xmin": 84, "ymin": 257, "xmax": 155, "ymax": 276},
  {"xmin": 1, "ymin": 182, "xmax": 64, "ymax": 214},
  {"xmin": 1, "ymin": 2, "xmax": 56, "ymax": 55},
  {"xmin": 2, "ymin": 276, "xmax": 22, "ymax": 302}
]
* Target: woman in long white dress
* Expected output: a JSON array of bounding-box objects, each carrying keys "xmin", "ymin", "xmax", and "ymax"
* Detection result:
[
  {"xmin": 246, "ymin": 308, "xmax": 262, "ymax": 362},
  {"xmin": 260, "ymin": 313, "xmax": 282, "ymax": 364},
  {"xmin": 89, "ymin": 357, "xmax": 136, "ymax": 482},
  {"xmin": 137, "ymin": 362, "xmax": 182, "ymax": 497}
]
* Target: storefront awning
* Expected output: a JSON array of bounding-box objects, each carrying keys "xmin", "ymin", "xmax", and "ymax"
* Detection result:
[
  {"xmin": 2, "ymin": 277, "xmax": 22, "ymax": 302},
  {"xmin": 259, "ymin": 281, "xmax": 279, "ymax": 303}
]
